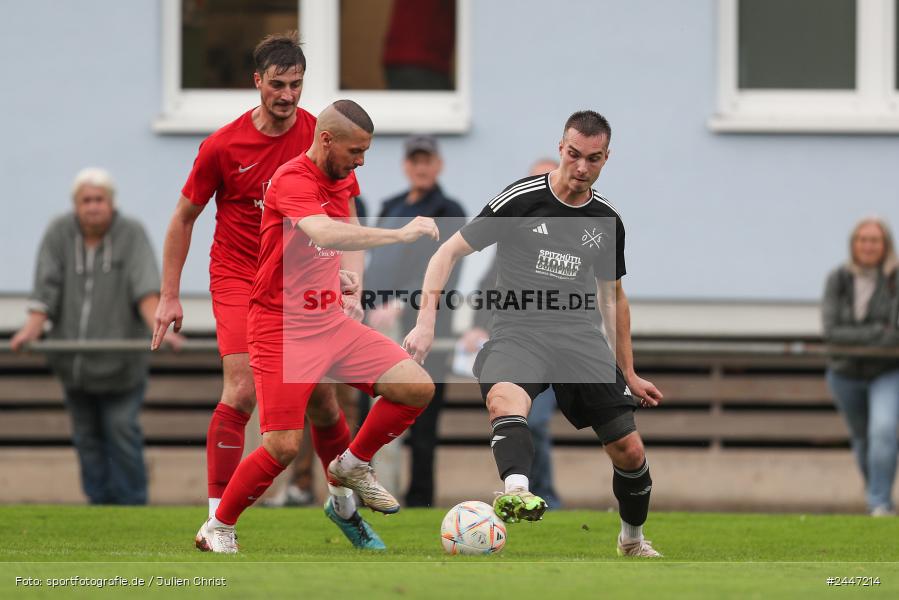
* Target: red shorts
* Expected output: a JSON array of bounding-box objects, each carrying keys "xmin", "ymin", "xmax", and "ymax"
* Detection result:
[
  {"xmin": 249, "ymin": 317, "xmax": 411, "ymax": 433},
  {"xmin": 211, "ymin": 282, "xmax": 252, "ymax": 357}
]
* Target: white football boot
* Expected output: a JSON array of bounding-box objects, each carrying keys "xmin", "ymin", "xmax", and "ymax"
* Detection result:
[
  {"xmin": 327, "ymin": 457, "xmax": 400, "ymax": 514},
  {"xmin": 616, "ymin": 534, "xmax": 662, "ymax": 557},
  {"xmin": 195, "ymin": 518, "xmax": 239, "ymax": 554}
]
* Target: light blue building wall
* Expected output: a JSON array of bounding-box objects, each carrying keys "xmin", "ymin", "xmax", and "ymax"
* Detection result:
[{"xmin": 1, "ymin": 0, "xmax": 897, "ymax": 300}]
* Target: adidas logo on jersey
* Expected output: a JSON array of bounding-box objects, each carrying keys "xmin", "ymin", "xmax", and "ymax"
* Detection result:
[{"xmin": 532, "ymin": 223, "xmax": 548, "ymax": 235}]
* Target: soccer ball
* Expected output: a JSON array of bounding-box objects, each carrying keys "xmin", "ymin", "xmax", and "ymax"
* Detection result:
[{"xmin": 440, "ymin": 501, "xmax": 507, "ymax": 555}]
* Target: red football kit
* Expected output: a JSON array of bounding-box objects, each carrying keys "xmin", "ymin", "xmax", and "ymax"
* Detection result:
[
  {"xmin": 214, "ymin": 154, "xmax": 428, "ymax": 526},
  {"xmin": 181, "ymin": 107, "xmax": 319, "ymax": 501},
  {"xmin": 248, "ymin": 153, "xmax": 409, "ymax": 432},
  {"xmin": 182, "ymin": 107, "xmax": 316, "ymax": 356}
]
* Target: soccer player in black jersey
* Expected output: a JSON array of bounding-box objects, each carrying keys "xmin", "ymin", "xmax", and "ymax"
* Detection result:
[{"xmin": 404, "ymin": 111, "xmax": 664, "ymax": 557}]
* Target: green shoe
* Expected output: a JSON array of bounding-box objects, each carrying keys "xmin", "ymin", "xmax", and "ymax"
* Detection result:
[{"xmin": 493, "ymin": 488, "xmax": 547, "ymax": 523}]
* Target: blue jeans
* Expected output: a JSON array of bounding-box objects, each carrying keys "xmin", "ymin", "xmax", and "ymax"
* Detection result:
[
  {"xmin": 529, "ymin": 387, "xmax": 562, "ymax": 509},
  {"xmin": 826, "ymin": 369, "xmax": 899, "ymax": 511},
  {"xmin": 64, "ymin": 383, "xmax": 148, "ymax": 505}
]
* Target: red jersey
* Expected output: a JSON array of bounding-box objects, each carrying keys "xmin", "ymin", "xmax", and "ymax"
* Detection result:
[
  {"xmin": 249, "ymin": 153, "xmax": 361, "ymax": 341},
  {"xmin": 181, "ymin": 107, "xmax": 317, "ymax": 290}
]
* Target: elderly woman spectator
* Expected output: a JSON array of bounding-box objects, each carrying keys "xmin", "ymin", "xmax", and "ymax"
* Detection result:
[{"xmin": 823, "ymin": 217, "xmax": 899, "ymax": 516}]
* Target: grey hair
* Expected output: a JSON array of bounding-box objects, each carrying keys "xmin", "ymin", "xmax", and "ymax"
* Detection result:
[
  {"xmin": 71, "ymin": 167, "xmax": 116, "ymax": 205},
  {"xmin": 847, "ymin": 215, "xmax": 898, "ymax": 276}
]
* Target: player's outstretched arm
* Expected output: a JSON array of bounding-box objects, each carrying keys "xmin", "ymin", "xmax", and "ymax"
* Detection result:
[
  {"xmin": 152, "ymin": 196, "xmax": 203, "ymax": 350},
  {"xmin": 403, "ymin": 232, "xmax": 475, "ymax": 364},
  {"xmin": 598, "ymin": 278, "xmax": 663, "ymax": 407},
  {"xmin": 298, "ymin": 214, "xmax": 438, "ymax": 251}
]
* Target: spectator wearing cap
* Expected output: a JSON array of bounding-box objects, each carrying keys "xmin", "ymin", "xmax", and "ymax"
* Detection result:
[
  {"xmin": 365, "ymin": 135, "xmax": 466, "ymax": 507},
  {"xmin": 11, "ymin": 168, "xmax": 181, "ymax": 505}
]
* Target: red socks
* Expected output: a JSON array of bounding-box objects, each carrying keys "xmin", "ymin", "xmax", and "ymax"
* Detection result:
[
  {"xmin": 311, "ymin": 411, "xmax": 352, "ymax": 476},
  {"xmin": 349, "ymin": 397, "xmax": 424, "ymax": 462},
  {"xmin": 214, "ymin": 446, "xmax": 285, "ymax": 525},
  {"xmin": 207, "ymin": 403, "xmax": 251, "ymax": 498}
]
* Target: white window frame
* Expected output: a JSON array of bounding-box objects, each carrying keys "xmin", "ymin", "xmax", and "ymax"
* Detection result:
[
  {"xmin": 154, "ymin": 0, "xmax": 471, "ymax": 134},
  {"xmin": 709, "ymin": 0, "xmax": 899, "ymax": 133}
]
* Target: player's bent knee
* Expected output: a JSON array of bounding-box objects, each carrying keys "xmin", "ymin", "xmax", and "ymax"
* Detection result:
[
  {"xmin": 222, "ymin": 387, "xmax": 256, "ymax": 413},
  {"xmin": 306, "ymin": 393, "xmax": 341, "ymax": 427},
  {"xmin": 485, "ymin": 383, "xmax": 529, "ymax": 419},
  {"xmin": 399, "ymin": 381, "xmax": 434, "ymax": 408},
  {"xmin": 607, "ymin": 434, "xmax": 645, "ymax": 469},
  {"xmin": 415, "ymin": 381, "xmax": 436, "ymax": 407},
  {"xmin": 263, "ymin": 431, "xmax": 302, "ymax": 467},
  {"xmin": 221, "ymin": 368, "xmax": 257, "ymax": 413}
]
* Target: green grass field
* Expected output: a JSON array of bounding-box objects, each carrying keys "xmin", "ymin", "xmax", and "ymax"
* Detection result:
[{"xmin": 2, "ymin": 505, "xmax": 897, "ymax": 599}]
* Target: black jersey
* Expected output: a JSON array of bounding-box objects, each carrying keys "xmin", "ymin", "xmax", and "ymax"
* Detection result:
[{"xmin": 460, "ymin": 173, "xmax": 625, "ymax": 333}]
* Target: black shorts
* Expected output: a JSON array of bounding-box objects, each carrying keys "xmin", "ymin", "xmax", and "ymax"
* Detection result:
[{"xmin": 474, "ymin": 330, "xmax": 638, "ymax": 444}]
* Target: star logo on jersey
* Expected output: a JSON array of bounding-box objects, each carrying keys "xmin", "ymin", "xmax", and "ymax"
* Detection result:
[
  {"xmin": 238, "ymin": 162, "xmax": 259, "ymax": 173},
  {"xmin": 581, "ymin": 227, "xmax": 603, "ymax": 249}
]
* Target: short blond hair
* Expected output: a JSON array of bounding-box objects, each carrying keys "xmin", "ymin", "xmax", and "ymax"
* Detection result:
[{"xmin": 71, "ymin": 167, "xmax": 116, "ymax": 205}]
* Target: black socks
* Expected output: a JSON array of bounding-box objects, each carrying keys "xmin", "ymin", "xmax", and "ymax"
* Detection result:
[{"xmin": 490, "ymin": 415, "xmax": 534, "ymax": 480}]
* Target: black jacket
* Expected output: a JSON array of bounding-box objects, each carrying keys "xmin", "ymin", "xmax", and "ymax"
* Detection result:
[{"xmin": 366, "ymin": 185, "xmax": 466, "ymax": 365}]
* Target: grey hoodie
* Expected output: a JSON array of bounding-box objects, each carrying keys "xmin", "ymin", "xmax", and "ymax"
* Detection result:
[{"xmin": 29, "ymin": 212, "xmax": 160, "ymax": 393}]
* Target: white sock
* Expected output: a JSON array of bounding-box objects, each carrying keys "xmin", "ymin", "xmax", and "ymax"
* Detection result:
[
  {"xmin": 209, "ymin": 516, "xmax": 233, "ymax": 529},
  {"xmin": 208, "ymin": 498, "xmax": 221, "ymax": 519},
  {"xmin": 620, "ymin": 519, "xmax": 643, "ymax": 542},
  {"xmin": 328, "ymin": 484, "xmax": 357, "ymax": 519},
  {"xmin": 338, "ymin": 449, "xmax": 366, "ymax": 469},
  {"xmin": 504, "ymin": 474, "xmax": 529, "ymax": 492}
]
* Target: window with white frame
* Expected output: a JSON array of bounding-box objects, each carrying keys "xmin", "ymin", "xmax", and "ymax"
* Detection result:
[
  {"xmin": 710, "ymin": 0, "xmax": 899, "ymax": 133},
  {"xmin": 155, "ymin": 0, "xmax": 470, "ymax": 134}
]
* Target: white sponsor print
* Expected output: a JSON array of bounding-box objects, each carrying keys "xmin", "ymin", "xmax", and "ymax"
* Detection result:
[
  {"xmin": 532, "ymin": 223, "xmax": 548, "ymax": 235},
  {"xmin": 238, "ymin": 162, "xmax": 259, "ymax": 173},
  {"xmin": 307, "ymin": 239, "xmax": 341, "ymax": 259},
  {"xmin": 535, "ymin": 249, "xmax": 581, "ymax": 279}
]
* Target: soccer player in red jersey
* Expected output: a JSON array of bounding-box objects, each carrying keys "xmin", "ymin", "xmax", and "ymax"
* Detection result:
[
  {"xmin": 151, "ymin": 34, "xmax": 382, "ymax": 549},
  {"xmin": 195, "ymin": 100, "xmax": 438, "ymax": 553}
]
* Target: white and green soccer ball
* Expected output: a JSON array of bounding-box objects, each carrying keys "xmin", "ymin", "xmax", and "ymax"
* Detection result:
[{"xmin": 440, "ymin": 500, "xmax": 507, "ymax": 555}]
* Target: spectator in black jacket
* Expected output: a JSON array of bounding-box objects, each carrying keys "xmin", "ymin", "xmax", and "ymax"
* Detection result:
[{"xmin": 366, "ymin": 135, "xmax": 465, "ymax": 506}]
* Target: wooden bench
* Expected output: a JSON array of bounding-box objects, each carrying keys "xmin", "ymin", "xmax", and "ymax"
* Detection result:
[{"xmin": 0, "ymin": 336, "xmax": 869, "ymax": 510}]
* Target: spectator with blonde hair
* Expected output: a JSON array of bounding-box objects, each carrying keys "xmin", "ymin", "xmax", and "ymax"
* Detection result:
[
  {"xmin": 823, "ymin": 216, "xmax": 899, "ymax": 516},
  {"xmin": 11, "ymin": 167, "xmax": 175, "ymax": 504}
]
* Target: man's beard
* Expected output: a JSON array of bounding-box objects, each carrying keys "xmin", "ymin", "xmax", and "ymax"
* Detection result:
[{"xmin": 324, "ymin": 154, "xmax": 348, "ymax": 180}]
